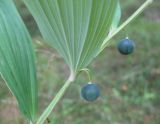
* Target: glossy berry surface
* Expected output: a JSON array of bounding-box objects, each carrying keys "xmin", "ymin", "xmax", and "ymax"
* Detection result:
[
  {"xmin": 81, "ymin": 83, "xmax": 100, "ymax": 102},
  {"xmin": 118, "ymin": 38, "xmax": 135, "ymax": 55}
]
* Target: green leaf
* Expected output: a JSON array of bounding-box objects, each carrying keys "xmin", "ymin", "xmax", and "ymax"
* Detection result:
[
  {"xmin": 22, "ymin": 0, "xmax": 119, "ymax": 72},
  {"xmin": 110, "ymin": 1, "xmax": 121, "ymax": 33},
  {"xmin": 0, "ymin": 0, "xmax": 38, "ymax": 121},
  {"xmin": 101, "ymin": 1, "xmax": 121, "ymax": 48}
]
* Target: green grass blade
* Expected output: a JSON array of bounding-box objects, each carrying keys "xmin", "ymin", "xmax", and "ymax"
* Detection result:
[
  {"xmin": 0, "ymin": 0, "xmax": 38, "ymax": 121},
  {"xmin": 22, "ymin": 0, "xmax": 119, "ymax": 72}
]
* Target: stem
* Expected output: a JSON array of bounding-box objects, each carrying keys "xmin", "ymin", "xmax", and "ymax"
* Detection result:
[
  {"xmin": 78, "ymin": 68, "xmax": 92, "ymax": 82},
  {"xmin": 36, "ymin": 70, "xmax": 75, "ymax": 124},
  {"xmin": 100, "ymin": 0, "xmax": 153, "ymax": 52}
]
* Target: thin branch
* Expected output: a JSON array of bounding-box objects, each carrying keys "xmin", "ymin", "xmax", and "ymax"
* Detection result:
[
  {"xmin": 100, "ymin": 0, "xmax": 153, "ymax": 52},
  {"xmin": 36, "ymin": 70, "xmax": 75, "ymax": 124}
]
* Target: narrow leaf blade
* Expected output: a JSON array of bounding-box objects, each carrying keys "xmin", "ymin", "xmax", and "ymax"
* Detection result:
[
  {"xmin": 23, "ymin": 0, "xmax": 119, "ymax": 72},
  {"xmin": 0, "ymin": 0, "xmax": 38, "ymax": 120}
]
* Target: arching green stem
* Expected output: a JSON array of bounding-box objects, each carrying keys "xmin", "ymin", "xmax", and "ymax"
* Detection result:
[
  {"xmin": 36, "ymin": 70, "xmax": 76, "ymax": 124},
  {"xmin": 100, "ymin": 0, "xmax": 153, "ymax": 52},
  {"xmin": 78, "ymin": 68, "xmax": 92, "ymax": 82}
]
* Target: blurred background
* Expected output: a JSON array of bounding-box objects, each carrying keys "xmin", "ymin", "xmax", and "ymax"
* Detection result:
[{"xmin": 0, "ymin": 0, "xmax": 160, "ymax": 124}]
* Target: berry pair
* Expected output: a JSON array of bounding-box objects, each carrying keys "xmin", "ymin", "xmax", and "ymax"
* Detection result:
[{"xmin": 81, "ymin": 38, "xmax": 135, "ymax": 102}]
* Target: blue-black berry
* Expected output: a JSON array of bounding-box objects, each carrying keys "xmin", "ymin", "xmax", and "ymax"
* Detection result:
[
  {"xmin": 81, "ymin": 83, "xmax": 100, "ymax": 102},
  {"xmin": 118, "ymin": 38, "xmax": 135, "ymax": 55}
]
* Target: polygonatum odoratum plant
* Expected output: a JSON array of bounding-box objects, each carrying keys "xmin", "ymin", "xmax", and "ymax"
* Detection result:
[{"xmin": 0, "ymin": 0, "xmax": 153, "ymax": 124}]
